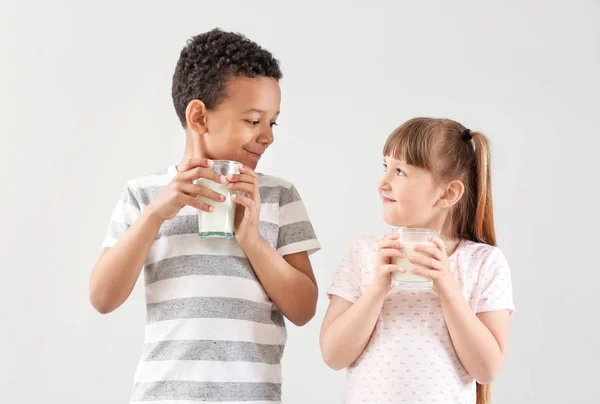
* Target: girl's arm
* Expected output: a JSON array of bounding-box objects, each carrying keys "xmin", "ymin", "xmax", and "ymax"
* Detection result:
[
  {"xmin": 320, "ymin": 284, "xmax": 388, "ymax": 370},
  {"xmin": 320, "ymin": 234, "xmax": 404, "ymax": 370},
  {"xmin": 440, "ymin": 294, "xmax": 510, "ymax": 384},
  {"xmin": 411, "ymin": 239, "xmax": 513, "ymax": 384}
]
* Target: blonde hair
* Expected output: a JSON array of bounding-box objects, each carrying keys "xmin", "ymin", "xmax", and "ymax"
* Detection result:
[{"xmin": 383, "ymin": 117, "xmax": 495, "ymax": 403}]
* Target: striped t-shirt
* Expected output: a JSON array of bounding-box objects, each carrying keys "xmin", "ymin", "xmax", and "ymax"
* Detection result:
[{"xmin": 102, "ymin": 165, "xmax": 321, "ymax": 404}]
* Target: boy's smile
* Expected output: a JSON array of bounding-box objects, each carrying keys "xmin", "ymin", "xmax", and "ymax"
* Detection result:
[{"xmin": 186, "ymin": 76, "xmax": 281, "ymax": 170}]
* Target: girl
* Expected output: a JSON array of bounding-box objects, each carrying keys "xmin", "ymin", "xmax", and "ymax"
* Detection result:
[{"xmin": 320, "ymin": 118, "xmax": 514, "ymax": 404}]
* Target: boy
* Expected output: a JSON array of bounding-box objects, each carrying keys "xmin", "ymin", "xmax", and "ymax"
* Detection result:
[{"xmin": 90, "ymin": 28, "xmax": 320, "ymax": 403}]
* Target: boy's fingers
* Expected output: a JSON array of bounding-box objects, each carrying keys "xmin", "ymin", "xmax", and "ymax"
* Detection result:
[
  {"xmin": 180, "ymin": 167, "xmax": 225, "ymax": 183},
  {"xmin": 180, "ymin": 183, "xmax": 225, "ymax": 202},
  {"xmin": 179, "ymin": 194, "xmax": 214, "ymax": 213},
  {"xmin": 231, "ymin": 193, "xmax": 255, "ymax": 209},
  {"xmin": 179, "ymin": 158, "xmax": 213, "ymax": 172},
  {"xmin": 226, "ymin": 173, "xmax": 257, "ymax": 185},
  {"xmin": 227, "ymin": 182, "xmax": 255, "ymax": 195},
  {"xmin": 239, "ymin": 164, "xmax": 259, "ymax": 178}
]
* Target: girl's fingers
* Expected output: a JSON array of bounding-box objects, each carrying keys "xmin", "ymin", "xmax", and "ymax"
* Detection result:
[
  {"xmin": 379, "ymin": 264, "xmax": 406, "ymax": 274},
  {"xmin": 408, "ymin": 255, "xmax": 443, "ymax": 271},
  {"xmin": 413, "ymin": 244, "xmax": 444, "ymax": 261}
]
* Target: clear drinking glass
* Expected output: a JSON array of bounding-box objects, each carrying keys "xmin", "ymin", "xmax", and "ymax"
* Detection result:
[
  {"xmin": 195, "ymin": 160, "xmax": 240, "ymax": 239},
  {"xmin": 391, "ymin": 227, "xmax": 438, "ymax": 289}
]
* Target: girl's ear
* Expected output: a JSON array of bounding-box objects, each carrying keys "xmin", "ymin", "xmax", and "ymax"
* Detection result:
[{"xmin": 437, "ymin": 179, "xmax": 465, "ymax": 209}]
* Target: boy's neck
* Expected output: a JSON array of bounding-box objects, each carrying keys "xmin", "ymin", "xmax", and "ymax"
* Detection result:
[{"xmin": 178, "ymin": 129, "xmax": 207, "ymax": 171}]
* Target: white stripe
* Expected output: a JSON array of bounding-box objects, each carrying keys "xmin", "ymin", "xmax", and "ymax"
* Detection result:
[
  {"xmin": 144, "ymin": 318, "xmax": 287, "ymax": 345},
  {"xmin": 111, "ymin": 200, "xmax": 140, "ymax": 225},
  {"xmin": 146, "ymin": 234, "xmax": 246, "ymax": 265},
  {"xmin": 145, "ymin": 275, "xmax": 270, "ymax": 305},
  {"xmin": 132, "ymin": 401, "xmax": 280, "ymax": 404},
  {"xmin": 258, "ymin": 175, "xmax": 292, "ymax": 189},
  {"xmin": 177, "ymin": 205, "xmax": 198, "ymax": 216},
  {"xmin": 135, "ymin": 173, "xmax": 173, "ymax": 188},
  {"xmin": 279, "ymin": 200, "xmax": 309, "ymax": 226},
  {"xmin": 259, "ymin": 202, "xmax": 279, "ymax": 225},
  {"xmin": 134, "ymin": 360, "xmax": 282, "ymax": 383},
  {"xmin": 277, "ymin": 239, "xmax": 321, "ymax": 256},
  {"xmin": 102, "ymin": 237, "xmax": 118, "ymax": 248}
]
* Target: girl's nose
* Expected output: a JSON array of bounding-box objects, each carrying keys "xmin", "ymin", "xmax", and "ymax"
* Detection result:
[{"xmin": 378, "ymin": 175, "xmax": 391, "ymax": 192}]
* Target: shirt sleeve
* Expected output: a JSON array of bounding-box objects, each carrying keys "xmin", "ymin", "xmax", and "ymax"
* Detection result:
[
  {"xmin": 276, "ymin": 184, "xmax": 321, "ymax": 256},
  {"xmin": 327, "ymin": 238, "xmax": 363, "ymax": 303},
  {"xmin": 476, "ymin": 247, "xmax": 515, "ymax": 315},
  {"xmin": 101, "ymin": 181, "xmax": 142, "ymax": 248}
]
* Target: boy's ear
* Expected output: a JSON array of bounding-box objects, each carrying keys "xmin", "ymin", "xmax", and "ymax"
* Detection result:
[
  {"xmin": 185, "ymin": 99, "xmax": 209, "ymax": 134},
  {"xmin": 437, "ymin": 179, "xmax": 465, "ymax": 209}
]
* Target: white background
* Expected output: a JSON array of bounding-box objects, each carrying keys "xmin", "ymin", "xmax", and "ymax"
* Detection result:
[{"xmin": 1, "ymin": 1, "xmax": 598, "ymax": 403}]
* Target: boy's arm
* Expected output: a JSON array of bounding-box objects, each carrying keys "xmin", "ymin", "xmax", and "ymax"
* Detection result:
[
  {"xmin": 227, "ymin": 165, "xmax": 320, "ymax": 326},
  {"xmin": 89, "ymin": 158, "xmax": 224, "ymax": 314},
  {"xmin": 242, "ymin": 240, "xmax": 317, "ymax": 326},
  {"xmin": 90, "ymin": 210, "xmax": 163, "ymax": 314}
]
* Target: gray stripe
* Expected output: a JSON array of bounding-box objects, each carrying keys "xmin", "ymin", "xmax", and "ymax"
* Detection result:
[
  {"xmin": 259, "ymin": 221, "xmax": 279, "ymax": 248},
  {"xmin": 147, "ymin": 297, "xmax": 284, "ymax": 325},
  {"xmin": 142, "ymin": 340, "xmax": 284, "ymax": 364},
  {"xmin": 279, "ymin": 185, "xmax": 301, "ymax": 207},
  {"xmin": 259, "ymin": 185, "xmax": 301, "ymax": 206},
  {"xmin": 145, "ymin": 255, "xmax": 257, "ymax": 285},
  {"xmin": 131, "ymin": 381, "xmax": 281, "ymax": 402},
  {"xmin": 153, "ymin": 215, "xmax": 278, "ymax": 242},
  {"xmin": 156, "ymin": 214, "xmax": 198, "ymax": 239},
  {"xmin": 277, "ymin": 221, "xmax": 317, "ymax": 250},
  {"xmin": 120, "ymin": 186, "xmax": 142, "ymax": 210},
  {"xmin": 136, "ymin": 186, "xmax": 163, "ymax": 207},
  {"xmin": 259, "ymin": 186, "xmax": 283, "ymax": 204}
]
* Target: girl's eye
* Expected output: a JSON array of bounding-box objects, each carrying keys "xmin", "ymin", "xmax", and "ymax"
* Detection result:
[
  {"xmin": 270, "ymin": 122, "xmax": 278, "ymax": 128},
  {"xmin": 382, "ymin": 163, "xmax": 388, "ymax": 171},
  {"xmin": 396, "ymin": 168, "xmax": 406, "ymax": 176}
]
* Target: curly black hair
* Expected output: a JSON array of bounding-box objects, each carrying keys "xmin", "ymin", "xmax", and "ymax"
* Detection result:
[{"xmin": 171, "ymin": 28, "xmax": 283, "ymax": 127}]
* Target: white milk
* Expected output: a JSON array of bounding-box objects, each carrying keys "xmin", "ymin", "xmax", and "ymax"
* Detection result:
[
  {"xmin": 196, "ymin": 179, "xmax": 236, "ymax": 238},
  {"xmin": 391, "ymin": 241, "xmax": 435, "ymax": 283}
]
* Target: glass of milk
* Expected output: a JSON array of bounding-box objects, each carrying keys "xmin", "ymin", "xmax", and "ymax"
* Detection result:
[
  {"xmin": 195, "ymin": 160, "xmax": 240, "ymax": 239},
  {"xmin": 391, "ymin": 227, "xmax": 438, "ymax": 289}
]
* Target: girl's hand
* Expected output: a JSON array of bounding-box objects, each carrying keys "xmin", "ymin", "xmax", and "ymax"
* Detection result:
[
  {"xmin": 410, "ymin": 235, "xmax": 460, "ymax": 297},
  {"xmin": 372, "ymin": 233, "xmax": 406, "ymax": 294}
]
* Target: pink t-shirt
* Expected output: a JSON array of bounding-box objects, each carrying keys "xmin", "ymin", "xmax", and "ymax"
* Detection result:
[{"xmin": 327, "ymin": 236, "xmax": 515, "ymax": 404}]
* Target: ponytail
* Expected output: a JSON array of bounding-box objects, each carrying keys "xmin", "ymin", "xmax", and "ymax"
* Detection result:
[
  {"xmin": 471, "ymin": 131, "xmax": 496, "ymax": 247},
  {"xmin": 472, "ymin": 131, "xmax": 495, "ymax": 403},
  {"xmin": 476, "ymin": 383, "xmax": 491, "ymax": 404}
]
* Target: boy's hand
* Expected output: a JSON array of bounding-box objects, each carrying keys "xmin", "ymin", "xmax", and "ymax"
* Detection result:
[
  {"xmin": 147, "ymin": 158, "xmax": 227, "ymax": 222},
  {"xmin": 372, "ymin": 233, "xmax": 406, "ymax": 294},
  {"xmin": 227, "ymin": 164, "xmax": 261, "ymax": 247}
]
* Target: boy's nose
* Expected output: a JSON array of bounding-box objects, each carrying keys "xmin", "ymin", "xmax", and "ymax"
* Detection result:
[{"xmin": 257, "ymin": 129, "xmax": 274, "ymax": 147}]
